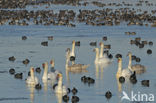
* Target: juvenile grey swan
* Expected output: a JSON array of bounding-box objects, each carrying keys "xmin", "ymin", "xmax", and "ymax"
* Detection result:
[
  {"xmin": 127, "ymin": 52, "xmax": 146, "ymax": 74},
  {"xmin": 65, "ymin": 48, "xmax": 90, "ymax": 71}
]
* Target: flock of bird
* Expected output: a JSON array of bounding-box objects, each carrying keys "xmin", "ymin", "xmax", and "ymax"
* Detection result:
[{"xmin": 8, "ymin": 36, "xmax": 152, "ymax": 103}]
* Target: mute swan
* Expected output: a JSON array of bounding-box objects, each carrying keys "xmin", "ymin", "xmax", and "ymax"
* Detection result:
[
  {"xmin": 26, "ymin": 67, "xmax": 39, "ymax": 85},
  {"xmin": 93, "ymin": 48, "xmax": 112, "ymax": 64},
  {"xmin": 42, "ymin": 62, "xmax": 58, "ymax": 83},
  {"xmin": 54, "ymin": 73, "xmax": 68, "ymax": 95},
  {"xmin": 42, "ymin": 62, "xmax": 49, "ymax": 82},
  {"xmin": 116, "ymin": 58, "xmax": 132, "ymax": 78},
  {"xmin": 127, "ymin": 52, "xmax": 146, "ymax": 74},
  {"xmin": 66, "ymin": 48, "xmax": 89, "ymax": 71}
]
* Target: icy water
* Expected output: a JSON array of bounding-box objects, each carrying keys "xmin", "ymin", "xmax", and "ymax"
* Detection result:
[{"xmin": 0, "ymin": 0, "xmax": 156, "ymax": 103}]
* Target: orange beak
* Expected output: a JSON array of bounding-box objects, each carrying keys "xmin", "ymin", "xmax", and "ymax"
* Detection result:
[
  {"xmin": 118, "ymin": 59, "xmax": 120, "ymax": 63},
  {"xmin": 50, "ymin": 60, "xmax": 53, "ymax": 64},
  {"xmin": 99, "ymin": 42, "xmax": 101, "ymax": 46}
]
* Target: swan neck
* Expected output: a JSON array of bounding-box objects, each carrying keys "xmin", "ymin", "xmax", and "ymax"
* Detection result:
[
  {"xmin": 65, "ymin": 58, "xmax": 69, "ymax": 68},
  {"xmin": 58, "ymin": 77, "xmax": 63, "ymax": 87},
  {"xmin": 117, "ymin": 60, "xmax": 122, "ymax": 74},
  {"xmin": 31, "ymin": 70, "xmax": 35, "ymax": 80},
  {"xmin": 128, "ymin": 55, "xmax": 132, "ymax": 69},
  {"xmin": 71, "ymin": 43, "xmax": 75, "ymax": 55},
  {"xmin": 43, "ymin": 65, "xmax": 48, "ymax": 79}
]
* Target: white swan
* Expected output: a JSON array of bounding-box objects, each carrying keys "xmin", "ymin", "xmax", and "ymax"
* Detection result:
[
  {"xmin": 42, "ymin": 62, "xmax": 58, "ymax": 83},
  {"xmin": 127, "ymin": 52, "xmax": 146, "ymax": 74},
  {"xmin": 66, "ymin": 48, "xmax": 89, "ymax": 71},
  {"xmin": 26, "ymin": 67, "xmax": 39, "ymax": 85},
  {"xmin": 54, "ymin": 73, "xmax": 68, "ymax": 95},
  {"xmin": 93, "ymin": 48, "xmax": 112, "ymax": 64},
  {"xmin": 116, "ymin": 58, "xmax": 132, "ymax": 78}
]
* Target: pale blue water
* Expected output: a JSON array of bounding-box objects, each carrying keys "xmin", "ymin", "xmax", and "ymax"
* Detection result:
[{"xmin": 0, "ymin": 0, "xmax": 156, "ymax": 103}]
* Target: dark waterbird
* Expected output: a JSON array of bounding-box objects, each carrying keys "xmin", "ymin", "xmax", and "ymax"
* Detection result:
[
  {"xmin": 119, "ymin": 76, "xmax": 125, "ymax": 83},
  {"xmin": 47, "ymin": 36, "xmax": 53, "ymax": 40},
  {"xmin": 115, "ymin": 54, "xmax": 122, "ymax": 58},
  {"xmin": 148, "ymin": 41, "xmax": 153, "ymax": 46},
  {"xmin": 22, "ymin": 36, "xmax": 27, "ymax": 40},
  {"xmin": 132, "ymin": 55, "xmax": 136, "ymax": 61},
  {"xmin": 105, "ymin": 91, "xmax": 112, "ymax": 99},
  {"xmin": 90, "ymin": 42, "xmax": 97, "ymax": 46},
  {"xmin": 8, "ymin": 56, "xmax": 16, "ymax": 62},
  {"xmin": 35, "ymin": 83, "xmax": 42, "ymax": 90},
  {"xmin": 141, "ymin": 80, "xmax": 149, "ymax": 87},
  {"xmin": 71, "ymin": 96, "xmax": 79, "ymax": 103},
  {"xmin": 63, "ymin": 95, "xmax": 69, "ymax": 102},
  {"xmin": 147, "ymin": 49, "xmax": 152, "ymax": 54},
  {"xmin": 35, "ymin": 67, "xmax": 41, "ymax": 73},
  {"xmin": 72, "ymin": 87, "xmax": 78, "ymax": 95},
  {"xmin": 75, "ymin": 41, "xmax": 80, "ymax": 46},
  {"xmin": 135, "ymin": 57, "xmax": 141, "ymax": 62},
  {"xmin": 103, "ymin": 36, "xmax": 107, "ymax": 41},
  {"xmin": 9, "ymin": 68, "xmax": 15, "ymax": 74},
  {"xmin": 14, "ymin": 73, "xmax": 23, "ymax": 79},
  {"xmin": 70, "ymin": 56, "xmax": 76, "ymax": 61},
  {"xmin": 41, "ymin": 41, "xmax": 48, "ymax": 46},
  {"xmin": 22, "ymin": 59, "xmax": 30, "ymax": 65},
  {"xmin": 81, "ymin": 76, "xmax": 95, "ymax": 85},
  {"xmin": 129, "ymin": 71, "xmax": 137, "ymax": 84}
]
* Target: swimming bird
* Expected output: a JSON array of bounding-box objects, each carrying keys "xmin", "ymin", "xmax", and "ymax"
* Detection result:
[
  {"xmin": 127, "ymin": 52, "xmax": 146, "ymax": 74},
  {"xmin": 42, "ymin": 62, "xmax": 49, "ymax": 82},
  {"xmin": 54, "ymin": 73, "xmax": 68, "ymax": 95},
  {"xmin": 116, "ymin": 58, "xmax": 132, "ymax": 78},
  {"xmin": 93, "ymin": 48, "xmax": 112, "ymax": 64},
  {"xmin": 26, "ymin": 67, "xmax": 39, "ymax": 85},
  {"xmin": 42, "ymin": 62, "xmax": 58, "ymax": 83},
  {"xmin": 9, "ymin": 68, "xmax": 15, "ymax": 74},
  {"xmin": 65, "ymin": 48, "xmax": 89, "ymax": 71}
]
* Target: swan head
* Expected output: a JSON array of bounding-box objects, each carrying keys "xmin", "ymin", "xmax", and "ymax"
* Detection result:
[
  {"xmin": 57, "ymin": 73, "xmax": 63, "ymax": 78},
  {"xmin": 93, "ymin": 48, "xmax": 99, "ymax": 52},
  {"xmin": 99, "ymin": 42, "xmax": 104, "ymax": 46},
  {"xmin": 118, "ymin": 57, "xmax": 122, "ymax": 63},
  {"xmin": 72, "ymin": 40, "xmax": 75, "ymax": 44},
  {"xmin": 50, "ymin": 59, "xmax": 54, "ymax": 65},
  {"xmin": 30, "ymin": 67, "xmax": 34, "ymax": 72},
  {"xmin": 127, "ymin": 52, "xmax": 132, "ymax": 57},
  {"xmin": 42, "ymin": 62, "xmax": 48, "ymax": 69}
]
